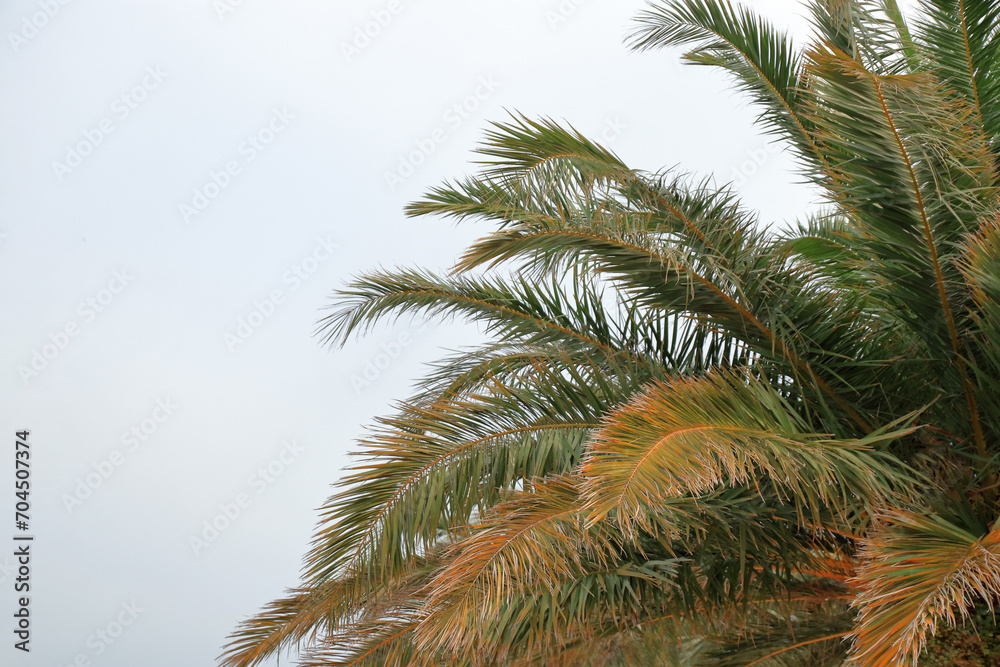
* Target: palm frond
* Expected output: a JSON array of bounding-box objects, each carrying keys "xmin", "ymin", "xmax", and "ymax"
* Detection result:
[
  {"xmin": 297, "ymin": 618, "xmax": 424, "ymax": 667},
  {"xmin": 628, "ymin": 0, "xmax": 823, "ymax": 165},
  {"xmin": 849, "ymin": 510, "xmax": 1000, "ymax": 666},
  {"xmin": 804, "ymin": 42, "xmax": 998, "ymax": 451},
  {"xmin": 580, "ymin": 370, "xmax": 917, "ymax": 535},
  {"xmin": 918, "ymin": 0, "xmax": 1000, "ymax": 151},
  {"xmin": 407, "ymin": 119, "xmax": 878, "ymax": 431},
  {"xmin": 808, "ymin": 0, "xmax": 911, "ymax": 73},
  {"xmin": 219, "ymin": 580, "xmax": 349, "ymax": 667},
  {"xmin": 415, "ymin": 475, "xmax": 608, "ymax": 655},
  {"xmin": 960, "ymin": 213, "xmax": 1000, "ymax": 447},
  {"xmin": 304, "ymin": 382, "xmax": 604, "ymax": 585},
  {"xmin": 224, "ymin": 0, "xmax": 1000, "ymax": 662},
  {"xmin": 220, "ymin": 560, "xmax": 438, "ymax": 667},
  {"xmin": 317, "ymin": 269, "xmax": 636, "ymax": 363}
]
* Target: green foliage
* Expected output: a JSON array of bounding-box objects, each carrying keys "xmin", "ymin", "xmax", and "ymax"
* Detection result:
[
  {"xmin": 919, "ymin": 604, "xmax": 1000, "ymax": 667},
  {"xmin": 221, "ymin": 1, "xmax": 1000, "ymax": 665}
]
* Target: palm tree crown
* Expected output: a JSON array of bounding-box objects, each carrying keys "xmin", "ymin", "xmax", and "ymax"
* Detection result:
[{"xmin": 222, "ymin": 0, "xmax": 1000, "ymax": 665}]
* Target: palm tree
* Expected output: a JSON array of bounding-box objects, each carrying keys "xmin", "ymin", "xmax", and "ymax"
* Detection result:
[{"xmin": 221, "ymin": 0, "xmax": 1000, "ymax": 665}]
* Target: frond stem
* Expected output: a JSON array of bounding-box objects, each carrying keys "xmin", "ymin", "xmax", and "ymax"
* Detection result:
[
  {"xmin": 744, "ymin": 631, "xmax": 850, "ymax": 666},
  {"xmin": 870, "ymin": 73, "xmax": 987, "ymax": 458}
]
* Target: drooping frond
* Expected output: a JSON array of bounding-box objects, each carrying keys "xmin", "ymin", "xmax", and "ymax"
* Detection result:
[
  {"xmin": 580, "ymin": 370, "xmax": 917, "ymax": 534},
  {"xmin": 804, "ymin": 40, "xmax": 998, "ymax": 451},
  {"xmin": 415, "ymin": 475, "xmax": 613, "ymax": 656},
  {"xmin": 297, "ymin": 617, "xmax": 423, "ymax": 667},
  {"xmin": 849, "ymin": 510, "xmax": 1000, "ymax": 666},
  {"xmin": 808, "ymin": 0, "xmax": 913, "ymax": 73},
  {"xmin": 304, "ymin": 373, "xmax": 612, "ymax": 585},
  {"xmin": 628, "ymin": 0, "xmax": 823, "ymax": 165},
  {"xmin": 219, "ymin": 579, "xmax": 353, "ymax": 667},
  {"xmin": 220, "ymin": 559, "xmax": 439, "ymax": 667},
  {"xmin": 317, "ymin": 269, "xmax": 634, "ymax": 361},
  {"xmin": 960, "ymin": 213, "xmax": 1000, "ymax": 445},
  {"xmin": 918, "ymin": 0, "xmax": 1000, "ymax": 152}
]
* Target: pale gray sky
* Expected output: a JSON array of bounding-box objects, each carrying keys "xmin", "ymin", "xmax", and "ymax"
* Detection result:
[{"xmin": 2, "ymin": 1, "xmax": 840, "ymax": 664}]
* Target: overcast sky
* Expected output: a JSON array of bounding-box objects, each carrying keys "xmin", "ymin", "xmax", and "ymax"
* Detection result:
[{"xmin": 0, "ymin": 0, "xmax": 875, "ymax": 664}]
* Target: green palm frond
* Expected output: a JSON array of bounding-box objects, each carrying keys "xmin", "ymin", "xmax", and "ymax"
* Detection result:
[
  {"xmin": 404, "ymin": 118, "xmax": 883, "ymax": 431},
  {"xmin": 918, "ymin": 0, "xmax": 1000, "ymax": 151},
  {"xmin": 219, "ymin": 559, "xmax": 438, "ymax": 667},
  {"xmin": 304, "ymin": 380, "xmax": 606, "ymax": 585},
  {"xmin": 628, "ymin": 0, "xmax": 821, "ymax": 163},
  {"xmin": 404, "ymin": 115, "xmax": 634, "ymax": 232},
  {"xmin": 317, "ymin": 269, "xmax": 646, "ymax": 365},
  {"xmin": 960, "ymin": 214, "xmax": 1000, "ymax": 445},
  {"xmin": 406, "ymin": 313, "xmax": 745, "ymax": 407},
  {"xmin": 297, "ymin": 618, "xmax": 423, "ymax": 667},
  {"xmin": 473, "ymin": 114, "xmax": 632, "ymax": 187},
  {"xmin": 219, "ymin": 579, "xmax": 351, "ymax": 667},
  {"xmin": 224, "ymin": 0, "xmax": 1000, "ymax": 663},
  {"xmin": 706, "ymin": 598, "xmax": 852, "ymax": 667},
  {"xmin": 808, "ymin": 0, "xmax": 911, "ymax": 73}
]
